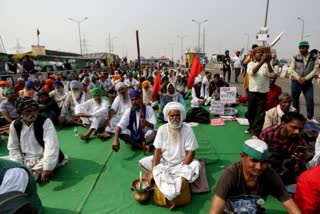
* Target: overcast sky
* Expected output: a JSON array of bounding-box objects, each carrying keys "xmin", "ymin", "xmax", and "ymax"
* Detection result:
[{"xmin": 1, "ymin": 0, "xmax": 319, "ymax": 60}]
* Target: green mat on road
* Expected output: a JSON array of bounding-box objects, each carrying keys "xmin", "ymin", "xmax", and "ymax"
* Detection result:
[
  {"xmin": 37, "ymin": 126, "xmax": 114, "ymax": 213},
  {"xmin": 0, "ymin": 105, "xmax": 286, "ymax": 213},
  {"xmin": 80, "ymin": 106, "xmax": 285, "ymax": 213}
]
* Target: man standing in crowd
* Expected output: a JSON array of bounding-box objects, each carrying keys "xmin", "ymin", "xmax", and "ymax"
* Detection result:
[
  {"xmin": 232, "ymin": 51, "xmax": 242, "ymax": 83},
  {"xmin": 209, "ymin": 139, "xmax": 301, "ymax": 214},
  {"xmin": 246, "ymin": 47, "xmax": 274, "ymax": 137},
  {"xmin": 288, "ymin": 41, "xmax": 319, "ymax": 124},
  {"xmin": 222, "ymin": 50, "xmax": 231, "ymax": 83},
  {"xmin": 22, "ymin": 55, "xmax": 35, "ymax": 73},
  {"xmin": 112, "ymin": 90, "xmax": 156, "ymax": 152}
]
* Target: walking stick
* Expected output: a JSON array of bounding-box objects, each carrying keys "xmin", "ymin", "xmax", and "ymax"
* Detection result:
[{"xmin": 136, "ymin": 30, "xmax": 146, "ymax": 154}]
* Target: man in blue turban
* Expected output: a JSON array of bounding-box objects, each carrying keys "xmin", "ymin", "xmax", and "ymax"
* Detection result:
[{"xmin": 112, "ymin": 90, "xmax": 157, "ymax": 152}]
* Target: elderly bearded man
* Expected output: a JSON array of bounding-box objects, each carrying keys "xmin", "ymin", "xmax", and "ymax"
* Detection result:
[
  {"xmin": 209, "ymin": 139, "xmax": 301, "ymax": 214},
  {"xmin": 112, "ymin": 89, "xmax": 156, "ymax": 151},
  {"xmin": 7, "ymin": 97, "xmax": 67, "ymax": 183},
  {"xmin": 49, "ymin": 80, "xmax": 67, "ymax": 109},
  {"xmin": 59, "ymin": 80, "xmax": 91, "ymax": 126},
  {"xmin": 139, "ymin": 102, "xmax": 200, "ymax": 204},
  {"xmin": 97, "ymin": 82, "xmax": 131, "ymax": 139},
  {"xmin": 75, "ymin": 88, "xmax": 109, "ymax": 141}
]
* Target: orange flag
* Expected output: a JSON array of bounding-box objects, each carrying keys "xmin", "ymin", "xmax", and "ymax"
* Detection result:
[
  {"xmin": 151, "ymin": 70, "xmax": 161, "ymax": 101},
  {"xmin": 187, "ymin": 54, "xmax": 203, "ymax": 89}
]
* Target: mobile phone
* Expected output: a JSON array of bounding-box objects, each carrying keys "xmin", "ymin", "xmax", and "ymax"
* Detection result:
[{"xmin": 295, "ymin": 145, "xmax": 307, "ymax": 153}]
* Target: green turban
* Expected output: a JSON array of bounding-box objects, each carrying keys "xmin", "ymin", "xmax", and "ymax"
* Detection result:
[
  {"xmin": 299, "ymin": 41, "xmax": 309, "ymax": 47},
  {"xmin": 3, "ymin": 87, "xmax": 13, "ymax": 96},
  {"xmin": 91, "ymin": 88, "xmax": 103, "ymax": 96}
]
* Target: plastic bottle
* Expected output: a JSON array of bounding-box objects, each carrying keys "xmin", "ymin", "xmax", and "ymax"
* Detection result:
[{"xmin": 74, "ymin": 127, "xmax": 79, "ymax": 136}]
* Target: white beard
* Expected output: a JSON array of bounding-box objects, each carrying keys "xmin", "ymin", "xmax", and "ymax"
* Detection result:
[
  {"xmin": 168, "ymin": 125, "xmax": 182, "ymax": 144},
  {"xmin": 55, "ymin": 88, "xmax": 65, "ymax": 96},
  {"xmin": 119, "ymin": 93, "xmax": 129, "ymax": 103},
  {"xmin": 71, "ymin": 90, "xmax": 81, "ymax": 103},
  {"xmin": 168, "ymin": 119, "xmax": 182, "ymax": 129}
]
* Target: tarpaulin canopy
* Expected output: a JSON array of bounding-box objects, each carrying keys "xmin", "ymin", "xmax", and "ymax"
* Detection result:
[{"xmin": 11, "ymin": 52, "xmax": 37, "ymax": 59}]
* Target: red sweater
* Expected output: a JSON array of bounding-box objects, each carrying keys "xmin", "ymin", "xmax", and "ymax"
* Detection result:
[
  {"xmin": 294, "ymin": 165, "xmax": 320, "ymax": 213},
  {"xmin": 266, "ymin": 84, "xmax": 282, "ymax": 110}
]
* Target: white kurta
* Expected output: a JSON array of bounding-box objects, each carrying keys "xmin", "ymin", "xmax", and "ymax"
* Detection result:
[
  {"xmin": 49, "ymin": 90, "xmax": 67, "ymax": 108},
  {"xmin": 75, "ymin": 98, "xmax": 109, "ymax": 130},
  {"xmin": 124, "ymin": 78, "xmax": 139, "ymax": 89},
  {"xmin": 309, "ymin": 133, "xmax": 320, "ymax": 167},
  {"xmin": 105, "ymin": 95, "xmax": 131, "ymax": 133},
  {"xmin": 117, "ymin": 105, "xmax": 156, "ymax": 142},
  {"xmin": 7, "ymin": 118, "xmax": 60, "ymax": 171},
  {"xmin": 139, "ymin": 123, "xmax": 200, "ymax": 200},
  {"xmin": 0, "ymin": 168, "xmax": 28, "ymax": 194}
]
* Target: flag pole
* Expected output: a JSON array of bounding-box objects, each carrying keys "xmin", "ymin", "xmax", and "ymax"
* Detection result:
[
  {"xmin": 37, "ymin": 28, "xmax": 40, "ymax": 46},
  {"xmin": 135, "ymin": 30, "xmax": 146, "ymax": 154}
]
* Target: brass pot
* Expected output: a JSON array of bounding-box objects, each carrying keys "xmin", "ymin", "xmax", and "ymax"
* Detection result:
[{"xmin": 131, "ymin": 178, "xmax": 152, "ymax": 203}]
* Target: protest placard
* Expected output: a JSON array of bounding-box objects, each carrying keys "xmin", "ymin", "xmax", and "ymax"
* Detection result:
[
  {"xmin": 210, "ymin": 100, "xmax": 225, "ymax": 115},
  {"xmin": 220, "ymin": 87, "xmax": 237, "ymax": 104}
]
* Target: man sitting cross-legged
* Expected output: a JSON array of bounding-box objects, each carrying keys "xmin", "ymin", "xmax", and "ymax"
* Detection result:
[
  {"xmin": 97, "ymin": 82, "xmax": 131, "ymax": 139},
  {"xmin": 139, "ymin": 102, "xmax": 200, "ymax": 206},
  {"xmin": 112, "ymin": 89, "xmax": 156, "ymax": 152},
  {"xmin": 75, "ymin": 87, "xmax": 109, "ymax": 141},
  {"xmin": 7, "ymin": 97, "xmax": 68, "ymax": 183},
  {"xmin": 59, "ymin": 80, "xmax": 91, "ymax": 126}
]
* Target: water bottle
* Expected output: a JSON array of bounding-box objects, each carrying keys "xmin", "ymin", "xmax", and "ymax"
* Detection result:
[{"xmin": 74, "ymin": 127, "xmax": 79, "ymax": 136}]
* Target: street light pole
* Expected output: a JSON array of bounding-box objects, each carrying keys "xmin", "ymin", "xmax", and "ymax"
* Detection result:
[
  {"xmin": 244, "ymin": 33, "xmax": 250, "ymax": 54},
  {"xmin": 177, "ymin": 34, "xmax": 186, "ymax": 60},
  {"xmin": 264, "ymin": 0, "xmax": 269, "ymax": 27},
  {"xmin": 111, "ymin": 37, "xmax": 118, "ymax": 53},
  {"xmin": 68, "ymin": 17, "xmax": 88, "ymax": 55},
  {"xmin": 298, "ymin": 17, "xmax": 304, "ymax": 41},
  {"xmin": 192, "ymin": 19, "xmax": 208, "ymax": 52},
  {"xmin": 169, "ymin": 43, "xmax": 174, "ymax": 61}
]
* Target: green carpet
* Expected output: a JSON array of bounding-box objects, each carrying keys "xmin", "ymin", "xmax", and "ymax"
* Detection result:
[
  {"xmin": 0, "ymin": 105, "xmax": 286, "ymax": 213},
  {"xmin": 36, "ymin": 126, "xmax": 114, "ymax": 213}
]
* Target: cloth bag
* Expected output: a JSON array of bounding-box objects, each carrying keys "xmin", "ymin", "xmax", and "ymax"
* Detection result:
[
  {"xmin": 190, "ymin": 158, "xmax": 210, "ymax": 193},
  {"xmin": 153, "ymin": 177, "xmax": 191, "ymax": 209}
]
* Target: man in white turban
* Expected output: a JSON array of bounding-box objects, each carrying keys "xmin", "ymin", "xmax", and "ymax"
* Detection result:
[
  {"xmin": 97, "ymin": 82, "xmax": 131, "ymax": 139},
  {"xmin": 190, "ymin": 76, "xmax": 211, "ymax": 107},
  {"xmin": 139, "ymin": 102, "xmax": 200, "ymax": 203},
  {"xmin": 59, "ymin": 80, "xmax": 91, "ymax": 126}
]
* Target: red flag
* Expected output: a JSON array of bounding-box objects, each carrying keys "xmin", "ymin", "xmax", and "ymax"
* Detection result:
[
  {"xmin": 151, "ymin": 70, "xmax": 161, "ymax": 102},
  {"xmin": 187, "ymin": 54, "xmax": 203, "ymax": 89}
]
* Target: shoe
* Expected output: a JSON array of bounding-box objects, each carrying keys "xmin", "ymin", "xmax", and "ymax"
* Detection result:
[{"xmin": 308, "ymin": 118, "xmax": 320, "ymax": 124}]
